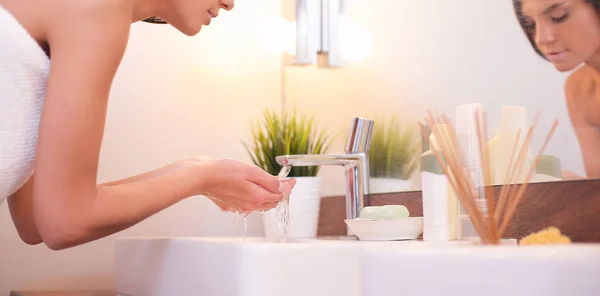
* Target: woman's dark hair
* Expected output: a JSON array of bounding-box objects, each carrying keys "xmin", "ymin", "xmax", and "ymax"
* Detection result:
[
  {"xmin": 143, "ymin": 17, "xmax": 168, "ymax": 24},
  {"xmin": 513, "ymin": 0, "xmax": 600, "ymax": 60}
]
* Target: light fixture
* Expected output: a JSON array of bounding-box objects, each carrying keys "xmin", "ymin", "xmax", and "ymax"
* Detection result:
[
  {"xmin": 294, "ymin": 0, "xmax": 347, "ymax": 67},
  {"xmin": 259, "ymin": 0, "xmax": 371, "ymax": 67},
  {"xmin": 256, "ymin": 0, "xmax": 371, "ymax": 111}
]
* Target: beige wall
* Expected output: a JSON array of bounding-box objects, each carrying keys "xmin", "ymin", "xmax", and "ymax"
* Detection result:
[{"xmin": 0, "ymin": 0, "xmax": 585, "ymax": 294}]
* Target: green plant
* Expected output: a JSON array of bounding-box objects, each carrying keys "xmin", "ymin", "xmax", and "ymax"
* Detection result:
[
  {"xmin": 244, "ymin": 108, "xmax": 333, "ymax": 177},
  {"xmin": 368, "ymin": 116, "xmax": 421, "ymax": 179}
]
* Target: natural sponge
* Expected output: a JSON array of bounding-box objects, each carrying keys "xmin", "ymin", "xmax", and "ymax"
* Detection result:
[{"xmin": 519, "ymin": 227, "xmax": 572, "ymax": 245}]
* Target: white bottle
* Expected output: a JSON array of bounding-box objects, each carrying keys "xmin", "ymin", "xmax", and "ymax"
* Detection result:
[
  {"xmin": 497, "ymin": 106, "xmax": 533, "ymax": 184},
  {"xmin": 487, "ymin": 128, "xmax": 501, "ymax": 185},
  {"xmin": 420, "ymin": 126, "xmax": 457, "ymax": 242}
]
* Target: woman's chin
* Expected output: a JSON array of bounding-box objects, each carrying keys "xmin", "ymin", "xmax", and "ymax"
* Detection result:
[
  {"xmin": 171, "ymin": 23, "xmax": 203, "ymax": 36},
  {"xmin": 553, "ymin": 62, "xmax": 579, "ymax": 73},
  {"xmin": 181, "ymin": 26, "xmax": 202, "ymax": 36}
]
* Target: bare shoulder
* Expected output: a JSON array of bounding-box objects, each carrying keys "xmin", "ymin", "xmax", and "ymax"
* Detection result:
[
  {"xmin": 46, "ymin": 0, "xmax": 132, "ymax": 28},
  {"xmin": 41, "ymin": 0, "xmax": 134, "ymax": 97},
  {"xmin": 565, "ymin": 65, "xmax": 600, "ymax": 127},
  {"xmin": 565, "ymin": 65, "xmax": 598, "ymax": 100},
  {"xmin": 45, "ymin": 0, "xmax": 132, "ymax": 59}
]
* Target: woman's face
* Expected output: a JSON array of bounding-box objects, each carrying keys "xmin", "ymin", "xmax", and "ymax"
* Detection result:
[
  {"xmin": 164, "ymin": 0, "xmax": 234, "ymax": 36},
  {"xmin": 521, "ymin": 0, "xmax": 600, "ymax": 71}
]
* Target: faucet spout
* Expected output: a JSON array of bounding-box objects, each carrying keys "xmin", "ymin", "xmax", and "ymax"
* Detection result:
[
  {"xmin": 276, "ymin": 153, "xmax": 370, "ymax": 222},
  {"xmin": 275, "ymin": 154, "xmax": 363, "ymax": 167},
  {"xmin": 275, "ymin": 117, "xmax": 375, "ymax": 237}
]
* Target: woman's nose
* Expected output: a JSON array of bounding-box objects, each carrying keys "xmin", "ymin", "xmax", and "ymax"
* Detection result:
[
  {"xmin": 220, "ymin": 0, "xmax": 234, "ymax": 11},
  {"xmin": 535, "ymin": 23, "xmax": 556, "ymax": 46}
]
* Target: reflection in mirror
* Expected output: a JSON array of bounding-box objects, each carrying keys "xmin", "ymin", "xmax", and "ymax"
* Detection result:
[
  {"xmin": 284, "ymin": 0, "xmax": 600, "ymax": 196},
  {"xmin": 367, "ymin": 116, "xmax": 421, "ymax": 194}
]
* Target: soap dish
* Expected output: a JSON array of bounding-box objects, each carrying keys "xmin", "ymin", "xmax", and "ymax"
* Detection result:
[{"xmin": 344, "ymin": 217, "xmax": 424, "ymax": 241}]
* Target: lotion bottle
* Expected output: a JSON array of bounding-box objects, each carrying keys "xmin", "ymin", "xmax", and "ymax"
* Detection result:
[{"xmin": 420, "ymin": 125, "xmax": 457, "ymax": 241}]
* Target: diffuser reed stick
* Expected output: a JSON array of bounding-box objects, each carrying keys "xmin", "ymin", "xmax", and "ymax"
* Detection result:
[{"xmin": 419, "ymin": 109, "xmax": 558, "ymax": 244}]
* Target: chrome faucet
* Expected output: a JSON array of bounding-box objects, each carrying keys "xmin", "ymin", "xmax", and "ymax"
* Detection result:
[{"xmin": 275, "ymin": 117, "xmax": 374, "ymax": 236}]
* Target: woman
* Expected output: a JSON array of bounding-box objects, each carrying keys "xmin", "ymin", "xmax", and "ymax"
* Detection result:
[
  {"xmin": 0, "ymin": 0, "xmax": 296, "ymax": 250},
  {"xmin": 513, "ymin": 0, "xmax": 600, "ymax": 178}
]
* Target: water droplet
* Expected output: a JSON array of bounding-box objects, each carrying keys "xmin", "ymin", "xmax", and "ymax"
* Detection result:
[
  {"xmin": 233, "ymin": 211, "xmax": 239, "ymax": 243},
  {"xmin": 242, "ymin": 213, "xmax": 248, "ymax": 243}
]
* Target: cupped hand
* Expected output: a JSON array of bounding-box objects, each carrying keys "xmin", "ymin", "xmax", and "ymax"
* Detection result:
[{"xmin": 196, "ymin": 159, "xmax": 296, "ymax": 213}]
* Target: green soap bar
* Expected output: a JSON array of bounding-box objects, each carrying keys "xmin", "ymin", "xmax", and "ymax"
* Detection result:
[
  {"xmin": 359, "ymin": 207, "xmax": 381, "ymax": 219},
  {"xmin": 359, "ymin": 205, "xmax": 410, "ymax": 219}
]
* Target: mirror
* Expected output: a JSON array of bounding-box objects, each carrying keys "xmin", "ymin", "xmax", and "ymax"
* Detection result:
[{"xmin": 281, "ymin": 0, "xmax": 599, "ymax": 196}]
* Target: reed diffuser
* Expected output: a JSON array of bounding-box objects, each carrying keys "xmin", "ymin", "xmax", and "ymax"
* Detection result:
[{"xmin": 419, "ymin": 109, "xmax": 558, "ymax": 244}]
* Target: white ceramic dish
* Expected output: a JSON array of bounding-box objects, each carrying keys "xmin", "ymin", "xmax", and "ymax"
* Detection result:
[{"xmin": 345, "ymin": 217, "xmax": 424, "ymax": 241}]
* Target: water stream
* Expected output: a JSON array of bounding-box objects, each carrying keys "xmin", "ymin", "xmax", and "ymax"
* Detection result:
[
  {"xmin": 273, "ymin": 165, "xmax": 293, "ymax": 242},
  {"xmin": 242, "ymin": 212, "xmax": 249, "ymax": 242},
  {"xmin": 232, "ymin": 165, "xmax": 293, "ymax": 243},
  {"xmin": 233, "ymin": 213, "xmax": 239, "ymax": 242}
]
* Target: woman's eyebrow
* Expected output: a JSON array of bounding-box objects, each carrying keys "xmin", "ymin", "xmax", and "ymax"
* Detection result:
[{"xmin": 544, "ymin": 1, "xmax": 567, "ymax": 14}]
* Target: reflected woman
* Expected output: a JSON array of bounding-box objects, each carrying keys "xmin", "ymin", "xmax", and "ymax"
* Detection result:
[{"xmin": 513, "ymin": 0, "xmax": 600, "ymax": 178}]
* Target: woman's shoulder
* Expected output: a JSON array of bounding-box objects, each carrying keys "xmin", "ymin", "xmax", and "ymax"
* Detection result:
[
  {"xmin": 42, "ymin": 0, "xmax": 132, "ymax": 22},
  {"xmin": 565, "ymin": 65, "xmax": 600, "ymax": 126},
  {"xmin": 566, "ymin": 65, "xmax": 599, "ymax": 92},
  {"xmin": 41, "ymin": 0, "xmax": 133, "ymax": 76},
  {"xmin": 45, "ymin": 0, "xmax": 132, "ymax": 40},
  {"xmin": 59, "ymin": 0, "xmax": 132, "ymax": 20},
  {"xmin": 0, "ymin": 0, "xmax": 132, "ymax": 48},
  {"xmin": 565, "ymin": 65, "xmax": 600, "ymax": 101}
]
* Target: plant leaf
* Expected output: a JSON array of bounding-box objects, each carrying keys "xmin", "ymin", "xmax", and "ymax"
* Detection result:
[{"xmin": 242, "ymin": 106, "xmax": 333, "ymax": 177}]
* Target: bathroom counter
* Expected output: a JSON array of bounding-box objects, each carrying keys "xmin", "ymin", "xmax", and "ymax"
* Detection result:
[
  {"xmin": 319, "ymin": 178, "xmax": 600, "ymax": 242},
  {"xmin": 114, "ymin": 236, "xmax": 600, "ymax": 296}
]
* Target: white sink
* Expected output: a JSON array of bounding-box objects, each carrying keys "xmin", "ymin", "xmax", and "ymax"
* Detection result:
[
  {"xmin": 114, "ymin": 237, "xmax": 368, "ymax": 296},
  {"xmin": 362, "ymin": 242, "xmax": 600, "ymax": 296},
  {"xmin": 115, "ymin": 237, "xmax": 600, "ymax": 296}
]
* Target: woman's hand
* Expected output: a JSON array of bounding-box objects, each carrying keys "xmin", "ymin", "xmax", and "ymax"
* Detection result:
[{"xmin": 195, "ymin": 159, "xmax": 296, "ymax": 213}]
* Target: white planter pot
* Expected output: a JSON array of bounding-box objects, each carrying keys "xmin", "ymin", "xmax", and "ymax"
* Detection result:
[
  {"xmin": 369, "ymin": 177, "xmax": 413, "ymax": 194},
  {"xmin": 263, "ymin": 176, "xmax": 321, "ymax": 240}
]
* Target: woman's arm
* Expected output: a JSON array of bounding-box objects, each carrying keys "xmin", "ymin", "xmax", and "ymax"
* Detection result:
[
  {"xmin": 8, "ymin": 177, "xmax": 41, "ymax": 244},
  {"xmin": 8, "ymin": 1, "xmax": 286, "ymax": 250},
  {"xmin": 565, "ymin": 67, "xmax": 600, "ymax": 178},
  {"xmin": 569, "ymin": 125, "xmax": 600, "ymax": 177},
  {"xmin": 8, "ymin": 160, "xmax": 203, "ymax": 246},
  {"xmin": 30, "ymin": 1, "xmax": 198, "ymax": 250}
]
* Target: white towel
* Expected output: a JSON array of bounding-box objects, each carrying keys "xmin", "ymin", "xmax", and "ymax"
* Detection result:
[{"xmin": 0, "ymin": 5, "xmax": 50, "ymax": 203}]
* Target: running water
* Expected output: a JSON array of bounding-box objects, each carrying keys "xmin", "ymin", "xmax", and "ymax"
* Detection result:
[
  {"xmin": 233, "ymin": 212, "xmax": 239, "ymax": 243},
  {"xmin": 273, "ymin": 165, "xmax": 293, "ymax": 242},
  {"xmin": 242, "ymin": 212, "xmax": 249, "ymax": 242},
  {"xmin": 232, "ymin": 211, "xmax": 250, "ymax": 243},
  {"xmin": 232, "ymin": 164, "xmax": 293, "ymax": 243}
]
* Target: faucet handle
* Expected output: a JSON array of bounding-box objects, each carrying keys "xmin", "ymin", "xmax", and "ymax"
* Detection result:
[{"xmin": 345, "ymin": 117, "xmax": 374, "ymax": 153}]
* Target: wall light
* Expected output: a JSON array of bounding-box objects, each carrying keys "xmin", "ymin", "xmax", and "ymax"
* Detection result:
[
  {"xmin": 258, "ymin": 0, "xmax": 371, "ymax": 67},
  {"xmin": 256, "ymin": 0, "xmax": 372, "ymax": 110},
  {"xmin": 295, "ymin": 0, "xmax": 347, "ymax": 67}
]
